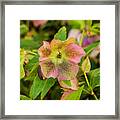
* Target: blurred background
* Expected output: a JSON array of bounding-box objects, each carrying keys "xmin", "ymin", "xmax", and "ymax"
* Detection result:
[{"xmin": 20, "ymin": 20, "xmax": 100, "ymax": 50}]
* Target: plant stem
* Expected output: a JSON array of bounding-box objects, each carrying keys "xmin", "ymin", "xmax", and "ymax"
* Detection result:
[
  {"xmin": 84, "ymin": 72, "xmax": 90, "ymax": 87},
  {"xmin": 84, "ymin": 72, "xmax": 98, "ymax": 100},
  {"xmin": 92, "ymin": 91, "xmax": 98, "ymax": 100},
  {"xmin": 83, "ymin": 89, "xmax": 91, "ymax": 94}
]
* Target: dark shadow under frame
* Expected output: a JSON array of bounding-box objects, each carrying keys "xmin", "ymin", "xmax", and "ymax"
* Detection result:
[{"xmin": 0, "ymin": 0, "xmax": 119, "ymax": 119}]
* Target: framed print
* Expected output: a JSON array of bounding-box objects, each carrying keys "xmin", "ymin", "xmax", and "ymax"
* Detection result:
[{"xmin": 0, "ymin": 0, "xmax": 120, "ymax": 119}]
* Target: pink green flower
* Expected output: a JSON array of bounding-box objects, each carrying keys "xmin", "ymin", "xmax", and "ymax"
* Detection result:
[
  {"xmin": 32, "ymin": 20, "xmax": 47, "ymax": 27},
  {"xmin": 82, "ymin": 35, "xmax": 100, "ymax": 47},
  {"xmin": 68, "ymin": 29, "xmax": 100, "ymax": 47},
  {"xmin": 38, "ymin": 38, "xmax": 85, "ymax": 90}
]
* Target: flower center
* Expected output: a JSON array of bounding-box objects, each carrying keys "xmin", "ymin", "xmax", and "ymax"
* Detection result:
[
  {"xmin": 49, "ymin": 49, "xmax": 66, "ymax": 65},
  {"xmin": 57, "ymin": 52, "xmax": 62, "ymax": 59}
]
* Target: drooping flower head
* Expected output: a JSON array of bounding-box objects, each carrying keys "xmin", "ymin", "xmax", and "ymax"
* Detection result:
[{"xmin": 38, "ymin": 38, "xmax": 85, "ymax": 90}]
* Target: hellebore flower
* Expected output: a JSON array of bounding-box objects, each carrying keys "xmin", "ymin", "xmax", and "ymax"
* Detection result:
[
  {"xmin": 68, "ymin": 29, "xmax": 81, "ymax": 42},
  {"xmin": 82, "ymin": 35, "xmax": 100, "ymax": 47},
  {"xmin": 89, "ymin": 45, "xmax": 100, "ymax": 63},
  {"xmin": 68, "ymin": 29, "xmax": 100, "ymax": 47},
  {"xmin": 32, "ymin": 20, "xmax": 47, "ymax": 27},
  {"xmin": 38, "ymin": 38, "xmax": 85, "ymax": 90}
]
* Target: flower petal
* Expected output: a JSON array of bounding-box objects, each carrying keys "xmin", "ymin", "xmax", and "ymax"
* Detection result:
[
  {"xmin": 59, "ymin": 78, "xmax": 78, "ymax": 90},
  {"xmin": 68, "ymin": 29, "xmax": 81, "ymax": 41},
  {"xmin": 50, "ymin": 39, "xmax": 63, "ymax": 50},
  {"xmin": 64, "ymin": 37, "xmax": 76, "ymax": 45},
  {"xmin": 65, "ymin": 43, "xmax": 85, "ymax": 63},
  {"xmin": 82, "ymin": 35, "xmax": 100, "ymax": 47},
  {"xmin": 39, "ymin": 59, "xmax": 58, "ymax": 78},
  {"xmin": 57, "ymin": 61, "xmax": 79, "ymax": 81},
  {"xmin": 32, "ymin": 20, "xmax": 47, "ymax": 27},
  {"xmin": 38, "ymin": 41, "xmax": 51, "ymax": 61}
]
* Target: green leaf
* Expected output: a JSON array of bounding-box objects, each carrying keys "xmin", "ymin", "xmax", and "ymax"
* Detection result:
[
  {"xmin": 25, "ymin": 55, "xmax": 39, "ymax": 81},
  {"xmin": 50, "ymin": 85, "xmax": 63, "ymax": 100},
  {"xmin": 68, "ymin": 20, "xmax": 85, "ymax": 29},
  {"xmin": 54, "ymin": 26, "xmax": 66, "ymax": 41},
  {"xmin": 20, "ymin": 80, "xmax": 30, "ymax": 96},
  {"xmin": 91, "ymin": 23, "xmax": 100, "ymax": 35},
  {"xmin": 79, "ymin": 21, "xmax": 85, "ymax": 30},
  {"xmin": 82, "ymin": 57, "xmax": 91, "ymax": 73},
  {"xmin": 63, "ymin": 85, "xmax": 84, "ymax": 100},
  {"xmin": 41, "ymin": 78, "xmax": 56, "ymax": 99},
  {"xmin": 91, "ymin": 29, "xmax": 100, "ymax": 35},
  {"xmin": 85, "ymin": 20, "xmax": 92, "ymax": 27},
  {"xmin": 20, "ymin": 95, "xmax": 31, "ymax": 100},
  {"xmin": 25, "ymin": 63, "xmax": 39, "ymax": 81},
  {"xmin": 20, "ymin": 50, "xmax": 25, "ymax": 79},
  {"xmin": 20, "ymin": 62, "xmax": 25, "ymax": 79},
  {"xmin": 84, "ymin": 41, "xmax": 100, "ymax": 54},
  {"xmin": 25, "ymin": 55, "xmax": 39, "ymax": 71},
  {"xmin": 25, "ymin": 50, "xmax": 37, "ymax": 60},
  {"xmin": 62, "ymin": 80, "xmax": 71, "ymax": 87},
  {"xmin": 80, "ymin": 89, "xmax": 90, "ymax": 100},
  {"xmin": 20, "ymin": 39, "xmax": 40, "ymax": 50},
  {"xmin": 20, "ymin": 24, "xmax": 29, "ymax": 35},
  {"xmin": 92, "ymin": 23, "xmax": 100, "ymax": 29},
  {"xmin": 88, "ymin": 68, "xmax": 100, "ymax": 89},
  {"xmin": 29, "ymin": 75, "xmax": 44, "ymax": 99},
  {"xmin": 33, "ymin": 32, "xmax": 49, "ymax": 42},
  {"xmin": 79, "ymin": 33, "xmax": 84, "ymax": 46}
]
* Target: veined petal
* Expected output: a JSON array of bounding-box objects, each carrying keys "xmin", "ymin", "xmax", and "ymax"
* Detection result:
[
  {"xmin": 68, "ymin": 29, "xmax": 81, "ymax": 42},
  {"xmin": 39, "ymin": 59, "xmax": 58, "ymax": 78},
  {"xmin": 38, "ymin": 41, "xmax": 51, "ymax": 61},
  {"xmin": 64, "ymin": 37, "xmax": 76, "ymax": 45},
  {"xmin": 57, "ymin": 61, "xmax": 79, "ymax": 81},
  {"xmin": 65, "ymin": 43, "xmax": 85, "ymax": 63},
  {"xmin": 50, "ymin": 39, "xmax": 63, "ymax": 50},
  {"xmin": 59, "ymin": 78, "xmax": 78, "ymax": 90}
]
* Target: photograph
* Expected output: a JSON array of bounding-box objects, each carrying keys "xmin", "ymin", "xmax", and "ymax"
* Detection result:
[{"xmin": 20, "ymin": 20, "xmax": 100, "ymax": 100}]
